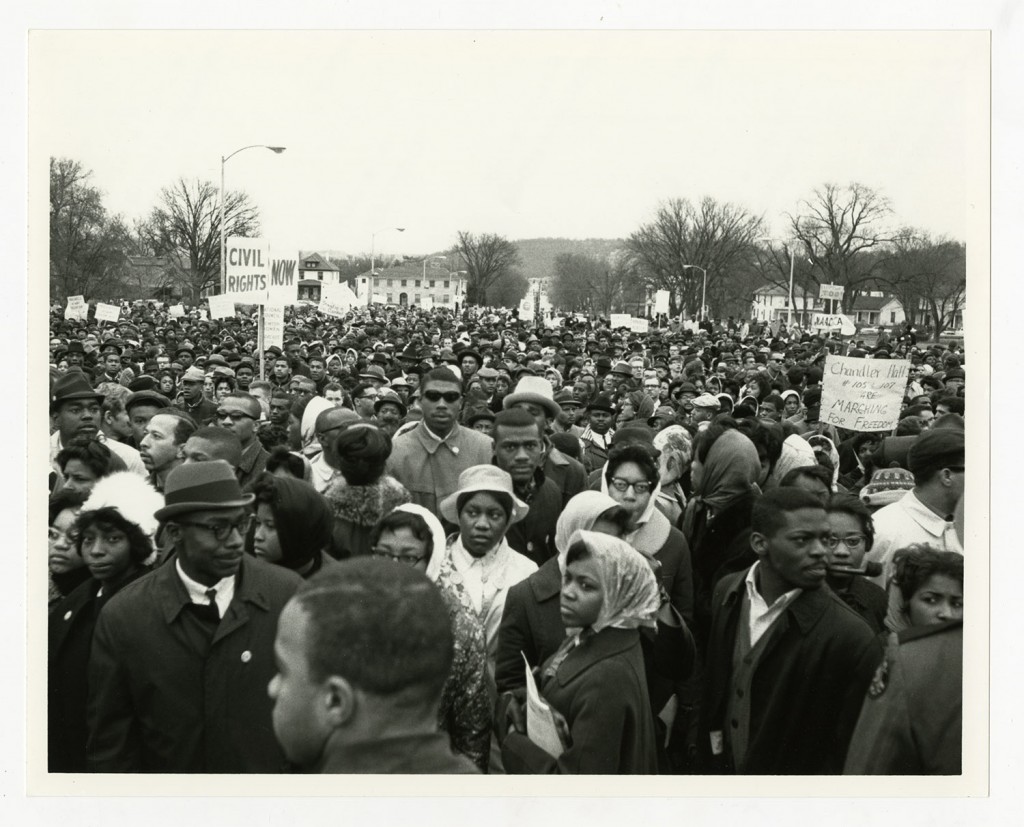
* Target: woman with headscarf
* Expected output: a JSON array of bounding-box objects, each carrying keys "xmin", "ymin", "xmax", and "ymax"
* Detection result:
[
  {"xmin": 499, "ymin": 531, "xmax": 661, "ymax": 774},
  {"xmin": 48, "ymin": 472, "xmax": 163, "ymax": 772},
  {"xmin": 367, "ymin": 504, "xmax": 492, "ymax": 773},
  {"xmin": 495, "ymin": 490, "xmax": 631, "ymax": 693},
  {"xmin": 681, "ymin": 421, "xmax": 763, "ymax": 652},
  {"xmin": 248, "ymin": 472, "xmax": 335, "ymax": 578},
  {"xmin": 323, "ymin": 423, "xmax": 411, "ymax": 559}
]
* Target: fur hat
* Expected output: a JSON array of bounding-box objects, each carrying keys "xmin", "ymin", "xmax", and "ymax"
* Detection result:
[{"xmin": 80, "ymin": 471, "xmax": 164, "ymax": 538}]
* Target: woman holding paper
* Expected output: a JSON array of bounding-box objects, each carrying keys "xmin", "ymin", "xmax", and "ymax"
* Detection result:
[{"xmin": 501, "ymin": 530, "xmax": 661, "ymax": 774}]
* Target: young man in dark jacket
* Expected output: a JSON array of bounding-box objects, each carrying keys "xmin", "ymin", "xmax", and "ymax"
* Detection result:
[{"xmin": 698, "ymin": 487, "xmax": 882, "ymax": 774}]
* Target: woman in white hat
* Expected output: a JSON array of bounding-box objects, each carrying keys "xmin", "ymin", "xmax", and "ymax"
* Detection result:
[
  {"xmin": 433, "ymin": 465, "xmax": 538, "ymax": 674},
  {"xmin": 48, "ymin": 472, "xmax": 163, "ymax": 772}
]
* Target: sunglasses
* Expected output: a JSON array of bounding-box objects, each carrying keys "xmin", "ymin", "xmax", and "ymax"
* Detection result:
[{"xmin": 422, "ymin": 390, "xmax": 462, "ymax": 403}]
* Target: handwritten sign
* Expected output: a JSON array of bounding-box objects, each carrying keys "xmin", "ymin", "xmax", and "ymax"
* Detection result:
[
  {"xmin": 263, "ymin": 304, "xmax": 284, "ymax": 350},
  {"xmin": 518, "ymin": 298, "xmax": 534, "ymax": 321},
  {"xmin": 318, "ymin": 282, "xmax": 358, "ymax": 318},
  {"xmin": 94, "ymin": 302, "xmax": 120, "ymax": 323},
  {"xmin": 820, "ymin": 355, "xmax": 911, "ymax": 432},
  {"xmin": 64, "ymin": 296, "xmax": 87, "ymax": 320},
  {"xmin": 654, "ymin": 290, "xmax": 670, "ymax": 315},
  {"xmin": 610, "ymin": 313, "xmax": 631, "ymax": 329},
  {"xmin": 266, "ymin": 254, "xmax": 299, "ymax": 305},
  {"xmin": 628, "ymin": 317, "xmax": 649, "ymax": 334},
  {"xmin": 420, "ymin": 295, "xmax": 434, "ymax": 311},
  {"xmin": 208, "ymin": 294, "xmax": 236, "ymax": 320},
  {"xmin": 819, "ymin": 283, "xmax": 845, "ymax": 301},
  {"xmin": 811, "ymin": 313, "xmax": 856, "ymax": 336},
  {"xmin": 168, "ymin": 304, "xmax": 186, "ymax": 318}
]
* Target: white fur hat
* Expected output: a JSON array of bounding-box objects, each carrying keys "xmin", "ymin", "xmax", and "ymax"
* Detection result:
[{"xmin": 80, "ymin": 471, "xmax": 164, "ymax": 538}]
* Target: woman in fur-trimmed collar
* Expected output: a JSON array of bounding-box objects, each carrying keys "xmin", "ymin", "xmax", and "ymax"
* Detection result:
[{"xmin": 322, "ymin": 423, "xmax": 411, "ymax": 558}]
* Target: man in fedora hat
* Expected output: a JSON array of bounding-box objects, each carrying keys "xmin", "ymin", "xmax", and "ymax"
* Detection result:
[
  {"xmin": 87, "ymin": 461, "xmax": 302, "ymax": 773},
  {"xmin": 503, "ymin": 375, "xmax": 587, "ymax": 508},
  {"xmin": 173, "ymin": 365, "xmax": 218, "ymax": 425},
  {"xmin": 49, "ymin": 373, "xmax": 147, "ymax": 481},
  {"xmin": 579, "ymin": 393, "xmax": 616, "ymax": 474}
]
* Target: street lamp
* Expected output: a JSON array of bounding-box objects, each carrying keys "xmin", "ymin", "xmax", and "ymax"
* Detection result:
[
  {"xmin": 681, "ymin": 264, "xmax": 708, "ymax": 322},
  {"xmin": 220, "ymin": 145, "xmax": 286, "ymax": 293}
]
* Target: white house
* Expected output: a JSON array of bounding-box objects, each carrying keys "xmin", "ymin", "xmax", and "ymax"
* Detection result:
[
  {"xmin": 354, "ymin": 258, "xmax": 467, "ymax": 308},
  {"xmin": 750, "ymin": 284, "xmax": 820, "ymax": 324}
]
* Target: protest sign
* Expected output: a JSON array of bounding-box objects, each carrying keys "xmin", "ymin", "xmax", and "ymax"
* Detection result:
[
  {"xmin": 262, "ymin": 305, "xmax": 285, "ymax": 350},
  {"xmin": 225, "ymin": 237, "xmax": 271, "ymax": 297},
  {"xmin": 318, "ymin": 282, "xmax": 358, "ymax": 318},
  {"xmin": 628, "ymin": 317, "xmax": 649, "ymax": 334},
  {"xmin": 168, "ymin": 304, "xmax": 186, "ymax": 318},
  {"xmin": 819, "ymin": 283, "xmax": 845, "ymax": 301},
  {"xmin": 94, "ymin": 302, "xmax": 120, "ymax": 323},
  {"xmin": 820, "ymin": 355, "xmax": 911, "ymax": 432},
  {"xmin": 420, "ymin": 295, "xmax": 434, "ymax": 311},
  {"xmin": 654, "ymin": 290, "xmax": 670, "ymax": 315},
  {"xmin": 207, "ymin": 294, "xmax": 236, "ymax": 320},
  {"xmin": 64, "ymin": 296, "xmax": 87, "ymax": 320},
  {"xmin": 266, "ymin": 254, "xmax": 299, "ymax": 305},
  {"xmin": 523, "ymin": 653, "xmax": 565, "ymax": 758},
  {"xmin": 811, "ymin": 313, "xmax": 856, "ymax": 336},
  {"xmin": 518, "ymin": 298, "xmax": 534, "ymax": 321},
  {"xmin": 610, "ymin": 313, "xmax": 631, "ymax": 329}
]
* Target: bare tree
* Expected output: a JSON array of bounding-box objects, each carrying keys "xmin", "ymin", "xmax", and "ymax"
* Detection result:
[
  {"xmin": 787, "ymin": 182, "xmax": 894, "ymax": 313},
  {"xmin": 146, "ymin": 178, "xmax": 260, "ymax": 301},
  {"xmin": 877, "ymin": 230, "xmax": 966, "ymax": 339},
  {"xmin": 452, "ymin": 231, "xmax": 521, "ymax": 305},
  {"xmin": 488, "ymin": 268, "xmax": 530, "ymax": 308},
  {"xmin": 549, "ymin": 252, "xmax": 626, "ymax": 316},
  {"xmin": 49, "ymin": 157, "xmax": 131, "ymax": 300},
  {"xmin": 625, "ymin": 197, "xmax": 764, "ymax": 318}
]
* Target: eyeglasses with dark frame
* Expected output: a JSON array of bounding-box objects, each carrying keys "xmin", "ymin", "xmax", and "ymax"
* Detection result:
[
  {"xmin": 175, "ymin": 516, "xmax": 253, "ymax": 541},
  {"xmin": 608, "ymin": 477, "xmax": 654, "ymax": 495},
  {"xmin": 372, "ymin": 549, "xmax": 428, "ymax": 566}
]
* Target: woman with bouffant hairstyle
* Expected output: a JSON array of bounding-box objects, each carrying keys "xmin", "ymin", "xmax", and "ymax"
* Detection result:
[{"xmin": 322, "ymin": 423, "xmax": 411, "ymax": 558}]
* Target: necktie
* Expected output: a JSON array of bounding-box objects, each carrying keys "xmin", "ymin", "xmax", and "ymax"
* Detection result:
[{"xmin": 205, "ymin": 587, "xmax": 220, "ymax": 621}]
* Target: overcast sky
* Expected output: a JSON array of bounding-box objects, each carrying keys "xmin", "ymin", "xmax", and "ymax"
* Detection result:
[{"xmin": 31, "ymin": 30, "xmax": 986, "ymax": 260}]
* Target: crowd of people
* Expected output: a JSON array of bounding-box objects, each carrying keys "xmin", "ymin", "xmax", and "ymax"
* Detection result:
[{"xmin": 45, "ymin": 299, "xmax": 967, "ymax": 775}]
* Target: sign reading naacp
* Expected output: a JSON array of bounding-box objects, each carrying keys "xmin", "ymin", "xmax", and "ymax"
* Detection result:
[
  {"xmin": 820, "ymin": 355, "xmax": 911, "ymax": 432},
  {"xmin": 811, "ymin": 313, "xmax": 856, "ymax": 336},
  {"xmin": 65, "ymin": 295, "xmax": 87, "ymax": 320},
  {"xmin": 94, "ymin": 302, "xmax": 120, "ymax": 323},
  {"xmin": 819, "ymin": 283, "xmax": 845, "ymax": 301}
]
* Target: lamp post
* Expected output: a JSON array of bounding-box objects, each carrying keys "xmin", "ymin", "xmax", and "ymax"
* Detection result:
[
  {"xmin": 220, "ymin": 145, "xmax": 286, "ymax": 294},
  {"xmin": 681, "ymin": 264, "xmax": 708, "ymax": 322}
]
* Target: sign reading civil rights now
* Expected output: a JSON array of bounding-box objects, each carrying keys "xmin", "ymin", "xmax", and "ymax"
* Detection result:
[
  {"xmin": 820, "ymin": 355, "xmax": 911, "ymax": 432},
  {"xmin": 225, "ymin": 237, "xmax": 298, "ymax": 304}
]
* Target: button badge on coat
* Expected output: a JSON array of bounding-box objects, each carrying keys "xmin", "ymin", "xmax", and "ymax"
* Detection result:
[{"xmin": 241, "ymin": 650, "xmax": 252, "ymax": 663}]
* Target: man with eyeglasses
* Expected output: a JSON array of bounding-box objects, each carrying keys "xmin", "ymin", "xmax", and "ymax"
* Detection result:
[
  {"xmin": 86, "ymin": 461, "xmax": 302, "ymax": 773},
  {"xmin": 214, "ymin": 392, "xmax": 269, "ymax": 490},
  {"xmin": 352, "ymin": 382, "xmax": 379, "ymax": 422},
  {"xmin": 387, "ymin": 367, "xmax": 494, "ymax": 517}
]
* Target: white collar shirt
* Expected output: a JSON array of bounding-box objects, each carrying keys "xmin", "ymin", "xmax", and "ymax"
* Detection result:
[
  {"xmin": 176, "ymin": 559, "xmax": 235, "ymax": 618},
  {"xmin": 745, "ymin": 562, "xmax": 802, "ymax": 647}
]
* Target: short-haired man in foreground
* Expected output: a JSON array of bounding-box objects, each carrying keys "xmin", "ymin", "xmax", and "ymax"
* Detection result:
[
  {"xmin": 268, "ymin": 558, "xmax": 479, "ymax": 773},
  {"xmin": 698, "ymin": 487, "xmax": 881, "ymax": 775}
]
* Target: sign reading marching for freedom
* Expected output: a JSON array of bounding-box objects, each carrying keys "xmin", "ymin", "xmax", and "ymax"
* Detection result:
[{"xmin": 820, "ymin": 355, "xmax": 911, "ymax": 432}]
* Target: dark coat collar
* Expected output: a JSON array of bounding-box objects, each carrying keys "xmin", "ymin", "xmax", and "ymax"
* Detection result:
[
  {"xmin": 529, "ymin": 556, "xmax": 561, "ymax": 602},
  {"xmin": 157, "ymin": 553, "xmax": 273, "ymax": 629},
  {"xmin": 556, "ymin": 627, "xmax": 640, "ymax": 686}
]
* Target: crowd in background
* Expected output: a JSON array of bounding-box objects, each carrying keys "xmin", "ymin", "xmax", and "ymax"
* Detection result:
[{"xmin": 45, "ymin": 299, "xmax": 966, "ymax": 775}]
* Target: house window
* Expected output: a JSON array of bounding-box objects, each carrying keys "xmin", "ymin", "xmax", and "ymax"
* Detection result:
[
  {"xmin": 442, "ymin": 294, "xmax": 450, "ymax": 304},
  {"xmin": 415, "ymin": 280, "xmax": 421, "ymax": 288},
  {"xmin": 401, "ymin": 279, "xmax": 407, "ymax": 287},
  {"xmin": 317, "ymin": 273, "xmax": 323, "ymax": 281},
  {"xmin": 444, "ymin": 280, "xmax": 450, "ymax": 289},
  {"xmin": 415, "ymin": 294, "xmax": 421, "ymax": 303},
  {"xmin": 387, "ymin": 279, "xmax": 394, "ymax": 287},
  {"xmin": 429, "ymin": 280, "xmax": 436, "ymax": 288},
  {"xmin": 890, "ymin": 311, "xmax": 897, "ymax": 323},
  {"xmin": 305, "ymin": 260, "xmax": 317, "ymax": 268}
]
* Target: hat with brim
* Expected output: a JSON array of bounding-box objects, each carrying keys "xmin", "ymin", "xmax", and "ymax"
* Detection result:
[
  {"xmin": 503, "ymin": 376, "xmax": 561, "ymax": 419},
  {"xmin": 439, "ymin": 465, "xmax": 529, "ymax": 526},
  {"xmin": 648, "ymin": 405, "xmax": 676, "ymax": 427},
  {"xmin": 50, "ymin": 373, "xmax": 104, "ymax": 413},
  {"xmin": 586, "ymin": 393, "xmax": 616, "ymax": 413},
  {"xmin": 466, "ymin": 410, "xmax": 496, "ymax": 428},
  {"xmin": 610, "ymin": 361, "xmax": 633, "ymax": 377},
  {"xmin": 374, "ymin": 391, "xmax": 407, "ymax": 417},
  {"xmin": 181, "ymin": 366, "xmax": 206, "ymax": 383},
  {"xmin": 154, "ymin": 460, "xmax": 255, "ymax": 521}
]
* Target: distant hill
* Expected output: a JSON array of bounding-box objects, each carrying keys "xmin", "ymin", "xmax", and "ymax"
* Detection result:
[{"xmin": 512, "ymin": 237, "xmax": 625, "ymax": 281}]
